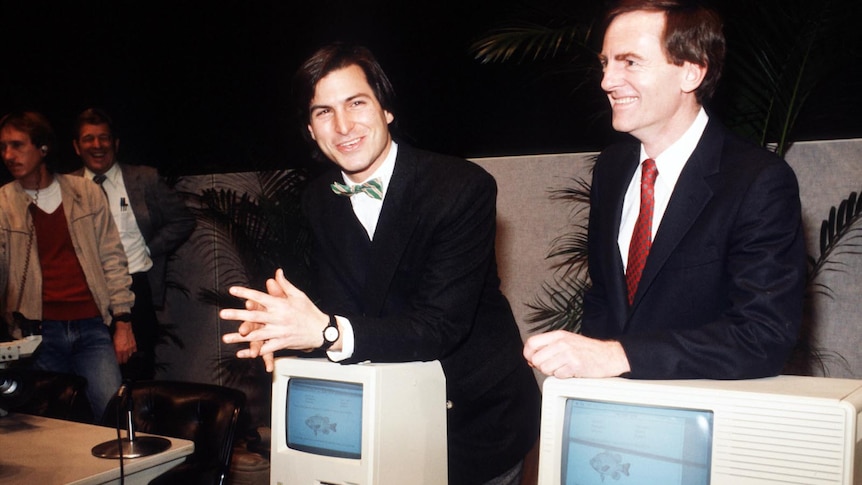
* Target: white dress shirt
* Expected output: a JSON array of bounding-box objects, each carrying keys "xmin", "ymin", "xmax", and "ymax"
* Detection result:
[
  {"xmin": 328, "ymin": 141, "xmax": 399, "ymax": 361},
  {"xmin": 338, "ymin": 141, "xmax": 398, "ymax": 240},
  {"xmin": 84, "ymin": 163, "xmax": 153, "ymax": 274},
  {"xmin": 618, "ymin": 108, "xmax": 709, "ymax": 271}
]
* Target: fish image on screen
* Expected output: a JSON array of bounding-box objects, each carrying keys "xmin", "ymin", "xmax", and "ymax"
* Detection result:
[
  {"xmin": 561, "ymin": 399, "xmax": 712, "ymax": 484},
  {"xmin": 286, "ymin": 378, "xmax": 363, "ymax": 459}
]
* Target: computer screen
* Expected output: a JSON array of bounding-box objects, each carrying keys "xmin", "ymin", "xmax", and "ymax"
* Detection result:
[
  {"xmin": 561, "ymin": 398, "xmax": 712, "ymax": 484},
  {"xmin": 285, "ymin": 377, "xmax": 363, "ymax": 459}
]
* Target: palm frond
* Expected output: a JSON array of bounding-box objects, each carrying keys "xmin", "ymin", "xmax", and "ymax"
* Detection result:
[
  {"xmin": 807, "ymin": 190, "xmax": 862, "ymax": 297},
  {"xmin": 472, "ymin": 23, "xmax": 593, "ymax": 65},
  {"xmin": 721, "ymin": 0, "xmax": 862, "ymax": 156},
  {"xmin": 526, "ymin": 277, "xmax": 590, "ymax": 334},
  {"xmin": 545, "ymin": 175, "xmax": 592, "ymax": 274},
  {"xmin": 786, "ymin": 189, "xmax": 862, "ymax": 376},
  {"xmin": 526, "ymin": 172, "xmax": 593, "ymax": 333},
  {"xmin": 184, "ymin": 169, "xmax": 312, "ymax": 291},
  {"xmin": 783, "ymin": 334, "xmax": 849, "ymax": 376}
]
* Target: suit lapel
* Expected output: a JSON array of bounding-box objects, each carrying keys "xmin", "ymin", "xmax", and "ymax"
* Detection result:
[
  {"xmin": 361, "ymin": 148, "xmax": 420, "ymax": 316},
  {"xmin": 631, "ymin": 122, "xmax": 724, "ymax": 309},
  {"xmin": 120, "ymin": 165, "xmax": 151, "ymax": 236},
  {"xmin": 602, "ymin": 146, "xmax": 640, "ymax": 326}
]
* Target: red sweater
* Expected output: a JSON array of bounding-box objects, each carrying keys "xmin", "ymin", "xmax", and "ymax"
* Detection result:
[{"xmin": 30, "ymin": 204, "xmax": 101, "ymax": 321}]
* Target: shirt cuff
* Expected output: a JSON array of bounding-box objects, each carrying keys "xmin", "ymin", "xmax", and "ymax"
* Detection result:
[{"xmin": 326, "ymin": 315, "xmax": 354, "ymax": 362}]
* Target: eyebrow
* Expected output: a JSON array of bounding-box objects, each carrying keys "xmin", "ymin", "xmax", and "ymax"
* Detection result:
[
  {"xmin": 309, "ymin": 93, "xmax": 372, "ymax": 112},
  {"xmin": 601, "ymin": 50, "xmax": 645, "ymax": 60}
]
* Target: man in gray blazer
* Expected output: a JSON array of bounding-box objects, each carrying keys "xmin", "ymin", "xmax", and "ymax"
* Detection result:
[
  {"xmin": 72, "ymin": 108, "xmax": 196, "ymax": 380},
  {"xmin": 524, "ymin": 0, "xmax": 806, "ymax": 380}
]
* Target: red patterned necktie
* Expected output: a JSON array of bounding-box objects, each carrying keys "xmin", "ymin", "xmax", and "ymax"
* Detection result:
[{"xmin": 626, "ymin": 158, "xmax": 658, "ymax": 306}]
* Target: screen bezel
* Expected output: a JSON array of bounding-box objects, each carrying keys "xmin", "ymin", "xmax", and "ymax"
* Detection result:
[{"xmin": 285, "ymin": 376, "xmax": 364, "ymax": 460}]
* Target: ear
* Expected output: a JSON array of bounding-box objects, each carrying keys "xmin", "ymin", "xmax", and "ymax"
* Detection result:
[
  {"xmin": 307, "ymin": 124, "xmax": 316, "ymax": 141},
  {"xmin": 681, "ymin": 61, "xmax": 707, "ymax": 94},
  {"xmin": 73, "ymin": 140, "xmax": 81, "ymax": 156},
  {"xmin": 385, "ymin": 110, "xmax": 394, "ymax": 125}
]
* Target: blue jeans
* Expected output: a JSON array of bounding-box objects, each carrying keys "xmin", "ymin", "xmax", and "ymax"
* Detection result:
[{"xmin": 30, "ymin": 317, "xmax": 122, "ymax": 422}]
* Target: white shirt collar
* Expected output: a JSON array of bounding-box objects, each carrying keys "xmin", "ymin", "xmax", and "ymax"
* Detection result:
[
  {"xmin": 640, "ymin": 108, "xmax": 709, "ymax": 186},
  {"xmin": 84, "ymin": 162, "xmax": 121, "ymax": 185},
  {"xmin": 340, "ymin": 141, "xmax": 398, "ymax": 197}
]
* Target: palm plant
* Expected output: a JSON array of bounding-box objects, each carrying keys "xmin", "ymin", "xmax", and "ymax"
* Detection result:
[
  {"xmin": 181, "ymin": 169, "xmax": 312, "ymax": 426},
  {"xmin": 189, "ymin": 169, "xmax": 312, "ymax": 300},
  {"xmin": 525, "ymin": 172, "xmax": 593, "ymax": 334},
  {"xmin": 471, "ymin": 1, "xmax": 601, "ymax": 74},
  {"xmin": 785, "ymin": 189, "xmax": 862, "ymax": 375},
  {"xmin": 807, "ymin": 191, "xmax": 862, "ymax": 298},
  {"xmin": 718, "ymin": 0, "xmax": 861, "ymax": 157}
]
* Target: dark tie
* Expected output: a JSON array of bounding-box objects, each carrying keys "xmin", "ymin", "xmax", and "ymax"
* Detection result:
[
  {"xmin": 330, "ymin": 178, "xmax": 383, "ymax": 200},
  {"xmin": 625, "ymin": 158, "xmax": 658, "ymax": 306},
  {"xmin": 92, "ymin": 173, "xmax": 108, "ymax": 196}
]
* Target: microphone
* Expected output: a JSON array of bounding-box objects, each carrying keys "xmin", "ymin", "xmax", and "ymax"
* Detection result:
[
  {"xmin": 0, "ymin": 376, "xmax": 20, "ymax": 396},
  {"xmin": 0, "ymin": 368, "xmax": 35, "ymax": 415},
  {"xmin": 0, "ymin": 375, "xmax": 21, "ymax": 417},
  {"xmin": 91, "ymin": 381, "xmax": 171, "ymax": 459}
]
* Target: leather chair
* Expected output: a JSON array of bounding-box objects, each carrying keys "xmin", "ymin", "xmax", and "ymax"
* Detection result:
[
  {"xmin": 102, "ymin": 380, "xmax": 246, "ymax": 485},
  {"xmin": 4, "ymin": 369, "xmax": 92, "ymax": 422}
]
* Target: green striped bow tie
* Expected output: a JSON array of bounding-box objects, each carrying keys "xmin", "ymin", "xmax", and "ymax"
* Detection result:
[{"xmin": 330, "ymin": 178, "xmax": 384, "ymax": 200}]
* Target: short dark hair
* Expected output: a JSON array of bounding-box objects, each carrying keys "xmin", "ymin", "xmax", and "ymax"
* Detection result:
[
  {"xmin": 603, "ymin": 0, "xmax": 725, "ymax": 103},
  {"xmin": 0, "ymin": 111, "xmax": 57, "ymax": 168},
  {"xmin": 74, "ymin": 107, "xmax": 117, "ymax": 140},
  {"xmin": 293, "ymin": 43, "xmax": 396, "ymax": 127}
]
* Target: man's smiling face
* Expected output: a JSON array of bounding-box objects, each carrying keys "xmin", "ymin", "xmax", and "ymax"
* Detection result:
[
  {"xmin": 74, "ymin": 122, "xmax": 119, "ymax": 174},
  {"xmin": 306, "ymin": 64, "xmax": 394, "ymax": 183}
]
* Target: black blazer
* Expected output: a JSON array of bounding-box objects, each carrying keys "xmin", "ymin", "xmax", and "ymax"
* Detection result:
[
  {"xmin": 583, "ymin": 120, "xmax": 807, "ymax": 379},
  {"xmin": 303, "ymin": 144, "xmax": 540, "ymax": 484}
]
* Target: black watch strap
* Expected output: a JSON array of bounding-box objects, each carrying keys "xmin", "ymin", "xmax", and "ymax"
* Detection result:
[{"xmin": 318, "ymin": 314, "xmax": 339, "ymax": 351}]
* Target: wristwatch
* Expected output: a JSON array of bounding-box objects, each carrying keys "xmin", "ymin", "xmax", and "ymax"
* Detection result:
[{"xmin": 319, "ymin": 314, "xmax": 339, "ymax": 351}]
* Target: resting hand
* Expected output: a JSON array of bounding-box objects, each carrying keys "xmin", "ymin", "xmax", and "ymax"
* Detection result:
[
  {"xmin": 221, "ymin": 269, "xmax": 329, "ymax": 370},
  {"xmin": 112, "ymin": 321, "xmax": 137, "ymax": 364},
  {"xmin": 523, "ymin": 330, "xmax": 630, "ymax": 378}
]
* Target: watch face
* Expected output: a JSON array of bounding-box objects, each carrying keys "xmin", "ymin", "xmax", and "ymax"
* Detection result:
[{"xmin": 324, "ymin": 325, "xmax": 339, "ymax": 342}]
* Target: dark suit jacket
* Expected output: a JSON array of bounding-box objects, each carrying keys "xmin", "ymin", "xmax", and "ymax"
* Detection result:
[
  {"xmin": 303, "ymin": 144, "xmax": 540, "ymax": 485},
  {"xmin": 73, "ymin": 164, "xmax": 195, "ymax": 306},
  {"xmin": 583, "ymin": 120, "xmax": 806, "ymax": 379}
]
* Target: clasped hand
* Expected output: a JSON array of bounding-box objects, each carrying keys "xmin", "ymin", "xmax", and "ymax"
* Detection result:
[{"xmin": 220, "ymin": 268, "xmax": 329, "ymax": 372}]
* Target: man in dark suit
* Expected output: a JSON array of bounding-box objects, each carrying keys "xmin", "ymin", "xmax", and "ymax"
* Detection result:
[
  {"xmin": 524, "ymin": 0, "xmax": 806, "ymax": 380},
  {"xmin": 220, "ymin": 44, "xmax": 540, "ymax": 484},
  {"xmin": 72, "ymin": 108, "xmax": 196, "ymax": 380}
]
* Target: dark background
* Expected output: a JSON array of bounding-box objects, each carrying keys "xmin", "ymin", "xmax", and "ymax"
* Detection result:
[{"xmin": 1, "ymin": 0, "xmax": 860, "ymax": 176}]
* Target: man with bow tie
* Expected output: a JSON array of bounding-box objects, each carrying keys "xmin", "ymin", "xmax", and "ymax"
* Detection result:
[{"xmin": 219, "ymin": 43, "xmax": 540, "ymax": 485}]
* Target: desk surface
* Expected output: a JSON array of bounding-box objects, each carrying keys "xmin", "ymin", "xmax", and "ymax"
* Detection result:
[{"xmin": 0, "ymin": 413, "xmax": 194, "ymax": 484}]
